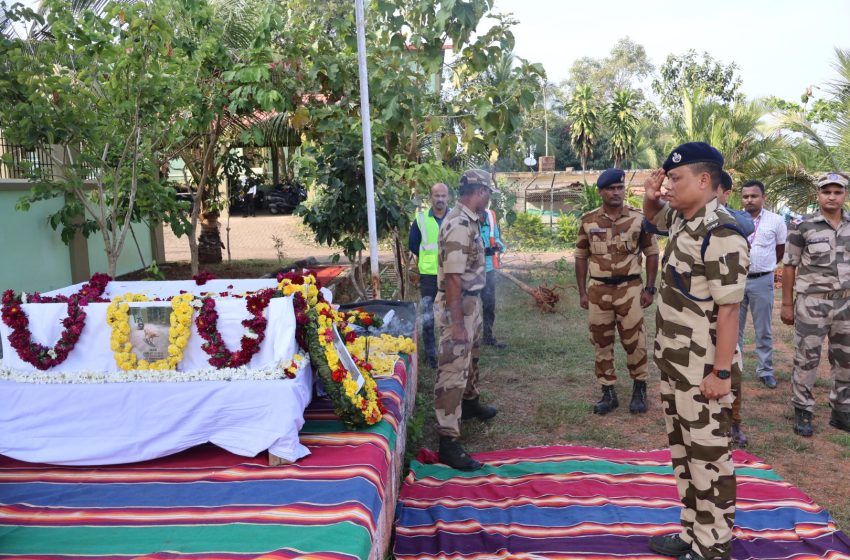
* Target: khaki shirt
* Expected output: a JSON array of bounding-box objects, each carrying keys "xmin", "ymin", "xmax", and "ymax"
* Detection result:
[
  {"xmin": 437, "ymin": 202, "xmax": 486, "ymax": 293},
  {"xmin": 651, "ymin": 199, "xmax": 749, "ymax": 381},
  {"xmin": 575, "ymin": 205, "xmax": 659, "ymax": 278},
  {"xmin": 783, "ymin": 209, "xmax": 850, "ymax": 295}
]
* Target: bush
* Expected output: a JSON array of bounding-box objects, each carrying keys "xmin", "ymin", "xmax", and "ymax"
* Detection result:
[
  {"xmin": 506, "ymin": 211, "xmax": 551, "ymax": 250},
  {"xmin": 555, "ymin": 214, "xmax": 581, "ymax": 246}
]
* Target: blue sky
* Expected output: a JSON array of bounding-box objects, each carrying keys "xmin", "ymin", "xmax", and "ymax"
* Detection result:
[{"xmin": 492, "ymin": 0, "xmax": 849, "ymax": 103}]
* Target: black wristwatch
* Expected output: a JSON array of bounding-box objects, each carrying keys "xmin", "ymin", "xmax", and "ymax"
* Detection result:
[
  {"xmin": 643, "ymin": 286, "xmax": 657, "ymax": 295},
  {"xmin": 715, "ymin": 369, "xmax": 731, "ymax": 380}
]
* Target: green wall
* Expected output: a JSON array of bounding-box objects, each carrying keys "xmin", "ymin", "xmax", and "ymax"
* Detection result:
[{"xmin": 0, "ymin": 190, "xmax": 73, "ymax": 293}]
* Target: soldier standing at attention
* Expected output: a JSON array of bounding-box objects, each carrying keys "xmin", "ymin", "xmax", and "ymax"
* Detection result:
[
  {"xmin": 782, "ymin": 172, "xmax": 850, "ymax": 437},
  {"xmin": 433, "ymin": 170, "xmax": 498, "ymax": 471},
  {"xmin": 643, "ymin": 143, "xmax": 749, "ymax": 560},
  {"xmin": 576, "ymin": 168, "xmax": 659, "ymax": 415},
  {"xmin": 479, "ymin": 204, "xmax": 507, "ymax": 348},
  {"xmin": 408, "ymin": 183, "xmax": 450, "ymax": 369}
]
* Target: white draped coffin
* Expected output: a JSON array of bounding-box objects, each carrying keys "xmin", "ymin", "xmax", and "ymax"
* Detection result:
[{"xmin": 0, "ymin": 280, "xmax": 315, "ymax": 466}]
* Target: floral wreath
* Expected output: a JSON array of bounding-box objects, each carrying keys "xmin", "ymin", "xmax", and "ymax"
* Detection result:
[
  {"xmin": 195, "ymin": 288, "xmax": 275, "ymax": 369},
  {"xmin": 278, "ymin": 272, "xmax": 387, "ymax": 428},
  {"xmin": 106, "ymin": 293, "xmax": 194, "ymax": 371},
  {"xmin": 1, "ymin": 273, "xmax": 110, "ymax": 370}
]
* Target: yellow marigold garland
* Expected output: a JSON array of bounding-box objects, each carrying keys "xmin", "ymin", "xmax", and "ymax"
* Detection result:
[
  {"xmin": 346, "ymin": 333, "xmax": 416, "ymax": 377},
  {"xmin": 106, "ymin": 293, "xmax": 194, "ymax": 371}
]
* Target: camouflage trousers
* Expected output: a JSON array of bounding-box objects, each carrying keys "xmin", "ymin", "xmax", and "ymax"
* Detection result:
[
  {"xmin": 587, "ymin": 279, "xmax": 648, "ymax": 385},
  {"xmin": 433, "ymin": 293, "xmax": 482, "ymax": 438},
  {"xmin": 791, "ymin": 294, "xmax": 850, "ymax": 413},
  {"xmin": 657, "ymin": 359, "xmax": 737, "ymax": 559}
]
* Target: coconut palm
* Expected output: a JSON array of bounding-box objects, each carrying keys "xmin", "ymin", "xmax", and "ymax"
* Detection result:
[
  {"xmin": 606, "ymin": 89, "xmax": 640, "ymax": 167},
  {"xmin": 567, "ymin": 84, "xmax": 600, "ymax": 173}
]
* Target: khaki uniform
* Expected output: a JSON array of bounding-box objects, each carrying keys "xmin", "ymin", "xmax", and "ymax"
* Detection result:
[
  {"xmin": 576, "ymin": 206, "xmax": 658, "ymax": 384},
  {"xmin": 651, "ymin": 199, "xmax": 749, "ymax": 560},
  {"xmin": 784, "ymin": 210, "xmax": 850, "ymax": 414},
  {"xmin": 434, "ymin": 202, "xmax": 487, "ymax": 438}
]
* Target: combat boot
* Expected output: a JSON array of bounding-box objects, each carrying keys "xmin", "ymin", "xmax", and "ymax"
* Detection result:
[
  {"xmin": 629, "ymin": 380, "xmax": 648, "ymax": 414},
  {"xmin": 829, "ymin": 408, "xmax": 850, "ymax": 433},
  {"xmin": 438, "ymin": 436, "xmax": 483, "ymax": 471},
  {"xmin": 483, "ymin": 335, "xmax": 507, "ymax": 349},
  {"xmin": 793, "ymin": 407, "xmax": 813, "ymax": 437},
  {"xmin": 593, "ymin": 385, "xmax": 619, "ymax": 415},
  {"xmin": 461, "ymin": 397, "xmax": 498, "ymax": 421},
  {"xmin": 648, "ymin": 533, "xmax": 691, "ymax": 557},
  {"xmin": 730, "ymin": 423, "xmax": 749, "ymax": 448}
]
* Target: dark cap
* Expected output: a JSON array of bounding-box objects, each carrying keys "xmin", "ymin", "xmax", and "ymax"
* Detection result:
[
  {"xmin": 662, "ymin": 142, "xmax": 724, "ymax": 172},
  {"xmin": 460, "ymin": 169, "xmax": 500, "ymax": 193},
  {"xmin": 816, "ymin": 172, "xmax": 849, "ymax": 189},
  {"xmin": 597, "ymin": 168, "xmax": 625, "ymax": 189}
]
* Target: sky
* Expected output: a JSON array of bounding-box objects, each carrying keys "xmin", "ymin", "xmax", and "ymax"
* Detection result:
[{"xmin": 491, "ymin": 0, "xmax": 850, "ymax": 103}]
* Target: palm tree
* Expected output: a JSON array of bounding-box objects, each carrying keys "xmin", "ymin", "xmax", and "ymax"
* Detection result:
[
  {"xmin": 567, "ymin": 84, "xmax": 599, "ymax": 173},
  {"xmin": 606, "ymin": 89, "xmax": 640, "ymax": 167}
]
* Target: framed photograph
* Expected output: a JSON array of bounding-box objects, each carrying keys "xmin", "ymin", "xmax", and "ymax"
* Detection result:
[
  {"xmin": 332, "ymin": 325, "xmax": 365, "ymax": 393},
  {"xmin": 127, "ymin": 304, "xmax": 173, "ymax": 363}
]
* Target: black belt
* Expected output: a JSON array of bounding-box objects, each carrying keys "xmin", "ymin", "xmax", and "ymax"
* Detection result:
[
  {"xmin": 747, "ymin": 270, "xmax": 773, "ymax": 279},
  {"xmin": 590, "ymin": 274, "xmax": 641, "ymax": 286},
  {"xmin": 437, "ymin": 289, "xmax": 482, "ymax": 296}
]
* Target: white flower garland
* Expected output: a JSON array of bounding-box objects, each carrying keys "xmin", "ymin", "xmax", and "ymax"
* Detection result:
[{"xmin": 0, "ymin": 354, "xmax": 310, "ymax": 385}]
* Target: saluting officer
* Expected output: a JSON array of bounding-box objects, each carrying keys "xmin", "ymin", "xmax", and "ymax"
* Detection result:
[
  {"xmin": 782, "ymin": 172, "xmax": 850, "ymax": 437},
  {"xmin": 433, "ymin": 170, "xmax": 499, "ymax": 471},
  {"xmin": 644, "ymin": 143, "xmax": 749, "ymax": 560},
  {"xmin": 576, "ymin": 168, "xmax": 659, "ymax": 415}
]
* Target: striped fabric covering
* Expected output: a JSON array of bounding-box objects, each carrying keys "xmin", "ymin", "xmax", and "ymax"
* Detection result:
[
  {"xmin": 0, "ymin": 358, "xmax": 414, "ymax": 560},
  {"xmin": 394, "ymin": 445, "xmax": 850, "ymax": 559}
]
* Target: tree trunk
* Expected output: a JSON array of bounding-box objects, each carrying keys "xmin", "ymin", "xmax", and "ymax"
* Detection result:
[
  {"xmin": 198, "ymin": 210, "xmax": 223, "ymax": 265},
  {"xmin": 271, "ymin": 147, "xmax": 280, "ymax": 186},
  {"xmin": 392, "ymin": 229, "xmax": 406, "ymax": 300}
]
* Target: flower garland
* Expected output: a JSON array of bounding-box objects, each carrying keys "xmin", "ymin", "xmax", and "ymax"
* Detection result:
[
  {"xmin": 277, "ymin": 272, "xmax": 320, "ymax": 349},
  {"xmin": 1, "ymin": 273, "xmax": 110, "ymax": 370},
  {"xmin": 195, "ymin": 288, "xmax": 275, "ymax": 369},
  {"xmin": 309, "ymin": 301, "xmax": 386, "ymax": 427},
  {"xmin": 106, "ymin": 293, "xmax": 194, "ymax": 371},
  {"xmin": 346, "ymin": 333, "xmax": 416, "ymax": 377},
  {"xmin": 343, "ymin": 308, "xmax": 383, "ymax": 329}
]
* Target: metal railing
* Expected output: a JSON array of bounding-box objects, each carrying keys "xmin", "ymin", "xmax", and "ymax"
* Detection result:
[{"xmin": 0, "ymin": 127, "xmax": 54, "ymax": 180}]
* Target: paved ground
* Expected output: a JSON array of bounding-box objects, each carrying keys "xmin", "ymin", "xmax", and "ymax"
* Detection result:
[{"xmin": 164, "ymin": 212, "xmax": 575, "ymax": 268}]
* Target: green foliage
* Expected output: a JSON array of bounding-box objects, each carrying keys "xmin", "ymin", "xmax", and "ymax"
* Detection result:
[
  {"xmin": 143, "ymin": 261, "xmax": 167, "ymax": 281},
  {"xmin": 504, "ymin": 211, "xmax": 550, "ymax": 249},
  {"xmin": 577, "ymin": 184, "xmax": 603, "ymax": 214},
  {"xmin": 606, "ymin": 89, "xmax": 640, "ymax": 167},
  {"xmin": 554, "ymin": 214, "xmax": 580, "ymax": 246},
  {"xmin": 567, "ymin": 84, "xmax": 600, "ymax": 171},
  {"xmin": 652, "ymin": 50, "xmax": 742, "ymax": 111},
  {"xmin": 0, "ymin": 0, "xmax": 195, "ymax": 275},
  {"xmin": 565, "ymin": 37, "xmax": 654, "ymax": 99}
]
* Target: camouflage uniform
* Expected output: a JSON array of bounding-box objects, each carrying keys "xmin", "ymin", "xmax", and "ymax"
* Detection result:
[
  {"xmin": 433, "ymin": 202, "xmax": 487, "ymax": 438},
  {"xmin": 784, "ymin": 209, "xmax": 850, "ymax": 414},
  {"xmin": 576, "ymin": 205, "xmax": 658, "ymax": 384},
  {"xmin": 651, "ymin": 199, "xmax": 749, "ymax": 560}
]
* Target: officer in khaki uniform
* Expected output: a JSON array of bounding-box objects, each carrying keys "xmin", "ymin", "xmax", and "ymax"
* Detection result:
[
  {"xmin": 433, "ymin": 170, "xmax": 499, "ymax": 471},
  {"xmin": 643, "ymin": 143, "xmax": 749, "ymax": 560},
  {"xmin": 781, "ymin": 172, "xmax": 850, "ymax": 437},
  {"xmin": 576, "ymin": 168, "xmax": 659, "ymax": 415}
]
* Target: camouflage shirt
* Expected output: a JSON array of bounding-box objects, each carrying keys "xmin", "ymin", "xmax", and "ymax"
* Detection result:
[
  {"xmin": 783, "ymin": 209, "xmax": 850, "ymax": 294},
  {"xmin": 437, "ymin": 202, "xmax": 486, "ymax": 292},
  {"xmin": 651, "ymin": 199, "xmax": 750, "ymax": 380},
  {"xmin": 575, "ymin": 205, "xmax": 659, "ymax": 277}
]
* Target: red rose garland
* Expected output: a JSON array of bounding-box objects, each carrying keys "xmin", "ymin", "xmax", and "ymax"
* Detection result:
[
  {"xmin": 195, "ymin": 288, "xmax": 275, "ymax": 369},
  {"xmin": 1, "ymin": 273, "xmax": 111, "ymax": 370}
]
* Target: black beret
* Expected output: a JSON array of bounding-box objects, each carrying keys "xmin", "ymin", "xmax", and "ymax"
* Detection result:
[
  {"xmin": 597, "ymin": 168, "xmax": 625, "ymax": 189},
  {"xmin": 662, "ymin": 142, "xmax": 724, "ymax": 172}
]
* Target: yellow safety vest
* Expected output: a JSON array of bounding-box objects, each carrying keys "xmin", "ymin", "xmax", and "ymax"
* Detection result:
[{"xmin": 416, "ymin": 210, "xmax": 440, "ymax": 275}]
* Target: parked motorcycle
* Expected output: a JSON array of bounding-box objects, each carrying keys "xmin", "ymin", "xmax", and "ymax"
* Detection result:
[{"xmin": 266, "ymin": 183, "xmax": 307, "ymax": 214}]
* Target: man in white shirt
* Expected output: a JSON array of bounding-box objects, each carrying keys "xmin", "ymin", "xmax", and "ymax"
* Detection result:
[{"xmin": 738, "ymin": 180, "xmax": 786, "ymax": 389}]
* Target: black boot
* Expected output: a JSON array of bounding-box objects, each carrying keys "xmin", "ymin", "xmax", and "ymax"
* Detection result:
[
  {"xmin": 438, "ymin": 436, "xmax": 483, "ymax": 471},
  {"xmin": 629, "ymin": 380, "xmax": 648, "ymax": 414},
  {"xmin": 794, "ymin": 407, "xmax": 813, "ymax": 437},
  {"xmin": 483, "ymin": 335, "xmax": 507, "ymax": 349},
  {"xmin": 829, "ymin": 408, "xmax": 850, "ymax": 433},
  {"xmin": 461, "ymin": 397, "xmax": 498, "ymax": 421},
  {"xmin": 730, "ymin": 423, "xmax": 749, "ymax": 448},
  {"xmin": 593, "ymin": 385, "xmax": 619, "ymax": 415}
]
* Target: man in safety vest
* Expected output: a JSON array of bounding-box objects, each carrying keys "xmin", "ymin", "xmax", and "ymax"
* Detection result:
[
  {"xmin": 479, "ymin": 205, "xmax": 507, "ymax": 348},
  {"xmin": 408, "ymin": 182, "xmax": 450, "ymax": 368}
]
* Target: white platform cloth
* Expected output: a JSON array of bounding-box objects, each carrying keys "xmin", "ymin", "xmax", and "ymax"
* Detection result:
[{"xmin": 0, "ymin": 279, "xmax": 327, "ymax": 466}]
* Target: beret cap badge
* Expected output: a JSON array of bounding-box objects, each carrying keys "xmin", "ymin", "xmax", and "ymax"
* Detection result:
[{"xmin": 672, "ymin": 153, "xmax": 682, "ymax": 163}]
